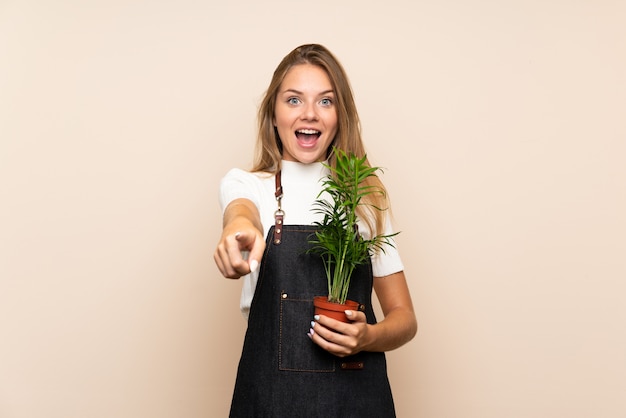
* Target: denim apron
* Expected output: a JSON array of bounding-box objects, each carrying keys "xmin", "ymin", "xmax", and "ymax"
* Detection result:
[{"xmin": 229, "ymin": 173, "xmax": 396, "ymax": 417}]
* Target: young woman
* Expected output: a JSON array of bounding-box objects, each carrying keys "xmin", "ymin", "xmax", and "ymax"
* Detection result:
[{"xmin": 214, "ymin": 44, "xmax": 417, "ymax": 417}]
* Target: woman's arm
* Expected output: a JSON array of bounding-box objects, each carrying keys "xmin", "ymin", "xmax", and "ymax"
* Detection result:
[
  {"xmin": 309, "ymin": 271, "xmax": 417, "ymax": 356},
  {"xmin": 214, "ymin": 198, "xmax": 266, "ymax": 279},
  {"xmin": 367, "ymin": 271, "xmax": 418, "ymax": 351}
]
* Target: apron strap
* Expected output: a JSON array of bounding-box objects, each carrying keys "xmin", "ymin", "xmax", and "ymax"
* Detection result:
[{"xmin": 273, "ymin": 170, "xmax": 284, "ymax": 245}]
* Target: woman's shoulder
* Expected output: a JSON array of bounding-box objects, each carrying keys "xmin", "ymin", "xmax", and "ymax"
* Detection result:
[
  {"xmin": 219, "ymin": 167, "xmax": 275, "ymax": 210},
  {"xmin": 221, "ymin": 167, "xmax": 274, "ymax": 184}
]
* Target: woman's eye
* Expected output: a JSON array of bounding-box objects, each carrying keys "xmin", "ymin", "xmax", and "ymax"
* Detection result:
[
  {"xmin": 287, "ymin": 97, "xmax": 301, "ymax": 105},
  {"xmin": 320, "ymin": 98, "xmax": 333, "ymax": 106}
]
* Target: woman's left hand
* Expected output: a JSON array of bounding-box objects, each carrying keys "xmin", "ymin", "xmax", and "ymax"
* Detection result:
[
  {"xmin": 308, "ymin": 310, "xmax": 371, "ymax": 357},
  {"xmin": 309, "ymin": 272, "xmax": 417, "ymax": 356}
]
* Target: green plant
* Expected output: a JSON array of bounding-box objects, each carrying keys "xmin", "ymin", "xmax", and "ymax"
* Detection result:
[{"xmin": 308, "ymin": 148, "xmax": 398, "ymax": 304}]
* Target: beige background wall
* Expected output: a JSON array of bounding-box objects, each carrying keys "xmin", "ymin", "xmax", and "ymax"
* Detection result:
[{"xmin": 1, "ymin": 1, "xmax": 625, "ymax": 417}]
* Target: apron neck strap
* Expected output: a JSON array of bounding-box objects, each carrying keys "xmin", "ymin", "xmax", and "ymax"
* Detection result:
[
  {"xmin": 273, "ymin": 170, "xmax": 284, "ymax": 245},
  {"xmin": 275, "ymin": 170, "xmax": 283, "ymax": 200}
]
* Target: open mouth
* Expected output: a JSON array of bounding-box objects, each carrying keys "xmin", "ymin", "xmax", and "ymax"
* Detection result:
[{"xmin": 296, "ymin": 129, "xmax": 321, "ymax": 143}]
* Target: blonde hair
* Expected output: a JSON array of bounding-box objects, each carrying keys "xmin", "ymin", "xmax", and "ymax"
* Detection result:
[{"xmin": 252, "ymin": 44, "xmax": 390, "ymax": 237}]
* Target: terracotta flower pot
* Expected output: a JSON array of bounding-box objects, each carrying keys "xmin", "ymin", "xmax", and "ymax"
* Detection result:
[{"xmin": 313, "ymin": 296, "xmax": 362, "ymax": 323}]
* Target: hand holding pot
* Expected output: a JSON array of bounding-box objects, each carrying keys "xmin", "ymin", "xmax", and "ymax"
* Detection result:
[{"xmin": 308, "ymin": 310, "xmax": 372, "ymax": 358}]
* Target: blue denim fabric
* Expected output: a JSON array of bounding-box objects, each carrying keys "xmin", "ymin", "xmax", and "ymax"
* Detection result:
[{"xmin": 229, "ymin": 226, "xmax": 396, "ymax": 417}]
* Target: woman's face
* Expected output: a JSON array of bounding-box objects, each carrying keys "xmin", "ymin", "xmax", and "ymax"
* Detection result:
[{"xmin": 274, "ymin": 64, "xmax": 338, "ymax": 164}]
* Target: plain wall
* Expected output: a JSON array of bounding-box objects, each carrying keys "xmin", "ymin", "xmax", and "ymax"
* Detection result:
[{"xmin": 1, "ymin": 0, "xmax": 625, "ymax": 417}]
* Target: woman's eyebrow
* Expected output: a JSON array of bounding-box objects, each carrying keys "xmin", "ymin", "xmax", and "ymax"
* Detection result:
[{"xmin": 281, "ymin": 88, "xmax": 335, "ymax": 95}]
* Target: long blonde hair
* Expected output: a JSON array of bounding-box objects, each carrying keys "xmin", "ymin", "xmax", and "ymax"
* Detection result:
[{"xmin": 252, "ymin": 44, "xmax": 390, "ymax": 237}]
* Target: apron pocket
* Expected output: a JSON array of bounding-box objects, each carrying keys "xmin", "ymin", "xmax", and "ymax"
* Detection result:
[{"xmin": 279, "ymin": 294, "xmax": 335, "ymax": 372}]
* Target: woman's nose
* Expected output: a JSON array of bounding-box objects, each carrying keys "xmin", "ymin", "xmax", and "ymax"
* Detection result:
[{"xmin": 300, "ymin": 102, "xmax": 318, "ymax": 120}]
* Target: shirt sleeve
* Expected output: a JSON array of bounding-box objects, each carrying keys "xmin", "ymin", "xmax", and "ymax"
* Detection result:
[
  {"xmin": 370, "ymin": 215, "xmax": 405, "ymax": 277},
  {"xmin": 219, "ymin": 168, "xmax": 264, "ymax": 213}
]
